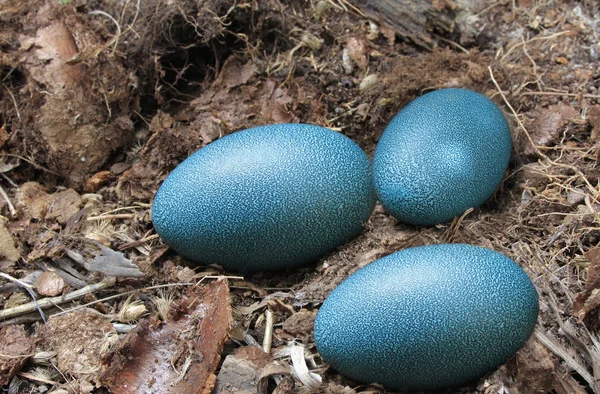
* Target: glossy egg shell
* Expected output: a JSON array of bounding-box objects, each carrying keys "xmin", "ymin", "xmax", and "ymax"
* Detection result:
[
  {"xmin": 373, "ymin": 88, "xmax": 512, "ymax": 226},
  {"xmin": 314, "ymin": 244, "xmax": 539, "ymax": 392},
  {"xmin": 152, "ymin": 123, "xmax": 376, "ymax": 272}
]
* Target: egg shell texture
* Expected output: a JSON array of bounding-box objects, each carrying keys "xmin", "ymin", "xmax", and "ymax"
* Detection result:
[
  {"xmin": 152, "ymin": 123, "xmax": 376, "ymax": 272},
  {"xmin": 373, "ymin": 88, "xmax": 512, "ymax": 226},
  {"xmin": 314, "ymin": 244, "xmax": 539, "ymax": 392}
]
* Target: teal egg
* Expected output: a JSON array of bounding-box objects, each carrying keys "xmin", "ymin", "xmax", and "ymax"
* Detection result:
[
  {"xmin": 151, "ymin": 123, "xmax": 376, "ymax": 272},
  {"xmin": 373, "ymin": 88, "xmax": 512, "ymax": 226},
  {"xmin": 314, "ymin": 244, "xmax": 539, "ymax": 392}
]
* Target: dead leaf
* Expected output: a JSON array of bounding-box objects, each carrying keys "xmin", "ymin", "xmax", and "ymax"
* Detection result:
[
  {"xmin": 213, "ymin": 57, "xmax": 255, "ymax": 91},
  {"xmin": 84, "ymin": 171, "xmax": 111, "ymax": 193},
  {"xmin": 574, "ymin": 247, "xmax": 600, "ymax": 322},
  {"xmin": 100, "ymin": 280, "xmax": 232, "ymax": 394},
  {"xmin": 45, "ymin": 189, "xmax": 82, "ymax": 224},
  {"xmin": 0, "ymin": 220, "xmax": 19, "ymax": 265},
  {"xmin": 34, "ymin": 271, "xmax": 66, "ymax": 296},
  {"xmin": 525, "ymin": 103, "xmax": 579, "ymax": 155},
  {"xmin": 41, "ymin": 311, "xmax": 117, "ymax": 392},
  {"xmin": 14, "ymin": 182, "xmax": 51, "ymax": 220},
  {"xmin": 68, "ymin": 244, "xmax": 143, "ymax": 277},
  {"xmin": 346, "ymin": 37, "xmax": 368, "ymax": 70},
  {"xmin": 0, "ymin": 325, "xmax": 34, "ymax": 386}
]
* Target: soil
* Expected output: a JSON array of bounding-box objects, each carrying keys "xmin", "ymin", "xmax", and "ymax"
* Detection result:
[{"xmin": 1, "ymin": 0, "xmax": 600, "ymax": 393}]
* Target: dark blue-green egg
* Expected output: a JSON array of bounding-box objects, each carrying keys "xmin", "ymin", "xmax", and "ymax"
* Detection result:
[
  {"xmin": 152, "ymin": 123, "xmax": 376, "ymax": 272},
  {"xmin": 314, "ymin": 244, "xmax": 539, "ymax": 392},
  {"xmin": 373, "ymin": 88, "xmax": 512, "ymax": 226}
]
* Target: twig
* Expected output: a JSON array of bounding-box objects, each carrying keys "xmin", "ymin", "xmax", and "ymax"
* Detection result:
[
  {"xmin": 1, "ymin": 154, "xmax": 61, "ymax": 176},
  {"xmin": 4, "ymin": 86, "xmax": 21, "ymax": 122},
  {"xmin": 435, "ymin": 35, "xmax": 469, "ymax": 54},
  {"xmin": 17, "ymin": 372, "xmax": 58, "ymax": 386},
  {"xmin": 0, "ymin": 185, "xmax": 16, "ymax": 217},
  {"xmin": 489, "ymin": 66, "xmax": 544, "ymax": 158},
  {"xmin": 87, "ymin": 213, "xmax": 136, "ymax": 221},
  {"xmin": 520, "ymin": 91, "xmax": 600, "ymax": 99},
  {"xmin": 0, "ymin": 278, "xmax": 116, "ymax": 320},
  {"xmin": 500, "ymin": 31, "xmax": 571, "ymax": 62},
  {"xmin": 89, "ymin": 10, "xmax": 122, "ymax": 54},
  {"xmin": 0, "ymin": 272, "xmax": 46, "ymax": 323},
  {"xmin": 535, "ymin": 329, "xmax": 596, "ymax": 391},
  {"xmin": 118, "ymin": 233, "xmax": 159, "ymax": 251},
  {"xmin": 262, "ymin": 309, "xmax": 274, "ymax": 354},
  {"xmin": 51, "ymin": 282, "xmax": 193, "ymax": 318}
]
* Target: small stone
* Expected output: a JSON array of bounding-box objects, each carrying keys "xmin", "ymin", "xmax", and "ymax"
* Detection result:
[{"xmin": 34, "ymin": 272, "xmax": 66, "ymax": 296}]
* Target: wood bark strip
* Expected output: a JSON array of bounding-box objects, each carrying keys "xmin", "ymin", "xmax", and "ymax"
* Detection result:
[{"xmin": 352, "ymin": 0, "xmax": 458, "ymax": 49}]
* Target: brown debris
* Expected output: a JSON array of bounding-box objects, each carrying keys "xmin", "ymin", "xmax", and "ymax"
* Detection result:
[
  {"xmin": 34, "ymin": 271, "xmax": 66, "ymax": 296},
  {"xmin": 14, "ymin": 182, "xmax": 51, "ymax": 220},
  {"xmin": 522, "ymin": 103, "xmax": 580, "ymax": 156},
  {"xmin": 588, "ymin": 105, "xmax": 600, "ymax": 142},
  {"xmin": 45, "ymin": 188, "xmax": 82, "ymax": 225},
  {"xmin": 84, "ymin": 171, "xmax": 111, "ymax": 193},
  {"xmin": 0, "ymin": 219, "xmax": 19, "ymax": 266},
  {"xmin": 574, "ymin": 247, "xmax": 600, "ymax": 324},
  {"xmin": 100, "ymin": 280, "xmax": 232, "ymax": 394},
  {"xmin": 0, "ymin": 325, "xmax": 34, "ymax": 386},
  {"xmin": 213, "ymin": 347, "xmax": 275, "ymax": 394},
  {"xmin": 13, "ymin": 183, "xmax": 82, "ymax": 224},
  {"xmin": 506, "ymin": 339, "xmax": 556, "ymax": 393},
  {"xmin": 18, "ymin": 2, "xmax": 135, "ymax": 187},
  {"xmin": 345, "ymin": 38, "xmax": 368, "ymax": 70},
  {"xmin": 40, "ymin": 311, "xmax": 117, "ymax": 391},
  {"xmin": 282, "ymin": 310, "xmax": 317, "ymax": 336}
]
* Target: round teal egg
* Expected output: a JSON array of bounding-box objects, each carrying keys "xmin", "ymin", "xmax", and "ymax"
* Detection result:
[
  {"xmin": 151, "ymin": 123, "xmax": 376, "ymax": 272},
  {"xmin": 373, "ymin": 88, "xmax": 512, "ymax": 226},
  {"xmin": 314, "ymin": 244, "xmax": 539, "ymax": 392}
]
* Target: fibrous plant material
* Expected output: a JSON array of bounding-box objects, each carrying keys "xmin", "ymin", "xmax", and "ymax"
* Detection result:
[{"xmin": 0, "ymin": 325, "xmax": 34, "ymax": 386}]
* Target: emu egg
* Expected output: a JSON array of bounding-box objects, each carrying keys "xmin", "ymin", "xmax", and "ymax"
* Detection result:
[
  {"xmin": 152, "ymin": 123, "xmax": 376, "ymax": 272},
  {"xmin": 314, "ymin": 244, "xmax": 539, "ymax": 392},
  {"xmin": 373, "ymin": 88, "xmax": 512, "ymax": 226}
]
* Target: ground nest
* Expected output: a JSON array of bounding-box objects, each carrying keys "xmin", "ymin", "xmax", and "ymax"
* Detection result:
[{"xmin": 0, "ymin": 0, "xmax": 600, "ymax": 393}]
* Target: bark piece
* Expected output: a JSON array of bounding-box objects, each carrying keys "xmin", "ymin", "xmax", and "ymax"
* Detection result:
[
  {"xmin": 100, "ymin": 280, "xmax": 233, "ymax": 394},
  {"xmin": 353, "ymin": 0, "xmax": 457, "ymax": 49}
]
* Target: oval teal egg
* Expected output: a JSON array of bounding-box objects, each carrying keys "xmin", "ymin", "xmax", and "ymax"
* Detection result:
[
  {"xmin": 151, "ymin": 123, "xmax": 376, "ymax": 272},
  {"xmin": 373, "ymin": 88, "xmax": 512, "ymax": 226},
  {"xmin": 314, "ymin": 244, "xmax": 539, "ymax": 392}
]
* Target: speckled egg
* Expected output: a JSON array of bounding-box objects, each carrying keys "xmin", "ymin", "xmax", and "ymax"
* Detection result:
[
  {"xmin": 314, "ymin": 244, "xmax": 539, "ymax": 392},
  {"xmin": 152, "ymin": 123, "xmax": 376, "ymax": 272},
  {"xmin": 373, "ymin": 88, "xmax": 512, "ymax": 226}
]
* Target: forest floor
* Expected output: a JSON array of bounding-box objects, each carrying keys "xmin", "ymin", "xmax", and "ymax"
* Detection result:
[{"xmin": 0, "ymin": 0, "xmax": 600, "ymax": 393}]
